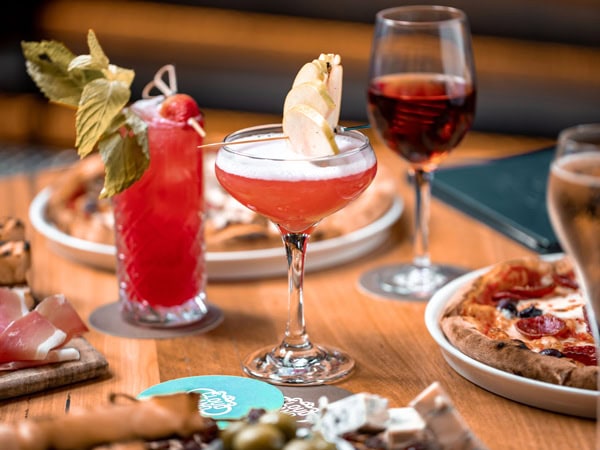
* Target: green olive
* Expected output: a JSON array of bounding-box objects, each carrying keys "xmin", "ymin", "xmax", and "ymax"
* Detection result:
[
  {"xmin": 258, "ymin": 411, "xmax": 298, "ymax": 440},
  {"xmin": 221, "ymin": 421, "xmax": 246, "ymax": 450},
  {"xmin": 283, "ymin": 435, "xmax": 336, "ymax": 450},
  {"xmin": 311, "ymin": 436, "xmax": 337, "ymax": 450},
  {"xmin": 282, "ymin": 438, "xmax": 316, "ymax": 450},
  {"xmin": 232, "ymin": 423, "xmax": 286, "ymax": 450}
]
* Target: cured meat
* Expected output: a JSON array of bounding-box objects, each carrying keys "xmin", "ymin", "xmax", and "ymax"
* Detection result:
[
  {"xmin": 0, "ymin": 311, "xmax": 66, "ymax": 362},
  {"xmin": 0, "ymin": 293, "xmax": 88, "ymax": 371},
  {"xmin": 0, "ymin": 348, "xmax": 80, "ymax": 371},
  {"xmin": 34, "ymin": 294, "xmax": 89, "ymax": 341},
  {"xmin": 0, "ymin": 288, "xmax": 28, "ymax": 332}
]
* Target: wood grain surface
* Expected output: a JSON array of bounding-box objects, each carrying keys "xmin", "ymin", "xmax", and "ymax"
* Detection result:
[{"xmin": 0, "ymin": 109, "xmax": 594, "ymax": 450}]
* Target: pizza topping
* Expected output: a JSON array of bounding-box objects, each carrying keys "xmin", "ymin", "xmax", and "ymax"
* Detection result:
[
  {"xmin": 539, "ymin": 345, "xmax": 597, "ymax": 366},
  {"xmin": 553, "ymin": 272, "xmax": 579, "ymax": 290},
  {"xmin": 514, "ymin": 314, "xmax": 567, "ymax": 339},
  {"xmin": 539, "ymin": 348, "xmax": 564, "ymax": 358},
  {"xmin": 517, "ymin": 305, "xmax": 543, "ymax": 318},
  {"xmin": 496, "ymin": 301, "xmax": 544, "ymax": 320},
  {"xmin": 562, "ymin": 345, "xmax": 597, "ymax": 366},
  {"xmin": 492, "ymin": 282, "xmax": 556, "ymax": 302},
  {"xmin": 496, "ymin": 299, "xmax": 518, "ymax": 317}
]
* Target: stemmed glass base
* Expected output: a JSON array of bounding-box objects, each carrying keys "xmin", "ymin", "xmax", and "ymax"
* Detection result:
[
  {"xmin": 359, "ymin": 263, "xmax": 466, "ymax": 301},
  {"xmin": 243, "ymin": 342, "xmax": 354, "ymax": 386}
]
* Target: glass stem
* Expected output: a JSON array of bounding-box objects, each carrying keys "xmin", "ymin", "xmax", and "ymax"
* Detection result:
[
  {"xmin": 411, "ymin": 168, "xmax": 432, "ymax": 269},
  {"xmin": 281, "ymin": 232, "xmax": 312, "ymax": 350}
]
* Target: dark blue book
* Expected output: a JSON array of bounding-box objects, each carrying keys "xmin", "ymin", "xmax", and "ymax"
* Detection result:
[{"xmin": 431, "ymin": 146, "xmax": 561, "ymax": 254}]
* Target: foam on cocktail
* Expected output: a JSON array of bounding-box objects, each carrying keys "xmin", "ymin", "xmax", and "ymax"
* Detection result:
[{"xmin": 218, "ymin": 132, "xmax": 376, "ymax": 181}]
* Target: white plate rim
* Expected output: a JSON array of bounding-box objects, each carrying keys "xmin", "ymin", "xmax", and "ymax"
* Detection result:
[
  {"xmin": 424, "ymin": 258, "xmax": 598, "ymax": 418},
  {"xmin": 29, "ymin": 187, "xmax": 403, "ymax": 277}
]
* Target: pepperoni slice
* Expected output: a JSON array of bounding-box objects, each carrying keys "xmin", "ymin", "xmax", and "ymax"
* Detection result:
[
  {"xmin": 562, "ymin": 345, "xmax": 597, "ymax": 366},
  {"xmin": 553, "ymin": 273, "xmax": 579, "ymax": 290},
  {"xmin": 515, "ymin": 314, "xmax": 566, "ymax": 339},
  {"xmin": 508, "ymin": 283, "xmax": 556, "ymax": 298},
  {"xmin": 493, "ymin": 282, "xmax": 556, "ymax": 301}
]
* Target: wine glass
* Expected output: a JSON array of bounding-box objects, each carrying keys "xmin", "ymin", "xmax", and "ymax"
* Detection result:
[
  {"xmin": 546, "ymin": 123, "xmax": 600, "ymax": 436},
  {"xmin": 360, "ymin": 5, "xmax": 477, "ymax": 300},
  {"xmin": 215, "ymin": 124, "xmax": 377, "ymax": 385}
]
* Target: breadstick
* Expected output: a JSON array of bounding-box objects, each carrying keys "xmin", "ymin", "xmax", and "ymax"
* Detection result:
[{"xmin": 0, "ymin": 393, "xmax": 217, "ymax": 450}]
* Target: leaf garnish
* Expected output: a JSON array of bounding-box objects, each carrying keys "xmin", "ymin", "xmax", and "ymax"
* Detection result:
[
  {"xmin": 21, "ymin": 29, "xmax": 148, "ymax": 196},
  {"xmin": 75, "ymin": 78, "xmax": 131, "ymax": 157}
]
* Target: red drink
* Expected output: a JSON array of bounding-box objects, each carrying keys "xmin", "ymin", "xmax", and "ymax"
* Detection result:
[
  {"xmin": 216, "ymin": 124, "xmax": 375, "ymax": 385},
  {"xmin": 368, "ymin": 73, "xmax": 475, "ymax": 169},
  {"xmin": 215, "ymin": 167, "xmax": 376, "ymax": 234},
  {"xmin": 113, "ymin": 97, "xmax": 207, "ymax": 326},
  {"xmin": 214, "ymin": 133, "xmax": 377, "ymax": 234}
]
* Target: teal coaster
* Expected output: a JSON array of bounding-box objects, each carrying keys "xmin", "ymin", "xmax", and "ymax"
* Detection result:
[{"xmin": 138, "ymin": 375, "xmax": 285, "ymax": 421}]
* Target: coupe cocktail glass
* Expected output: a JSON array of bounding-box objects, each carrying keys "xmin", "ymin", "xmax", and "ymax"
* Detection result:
[
  {"xmin": 215, "ymin": 124, "xmax": 377, "ymax": 385},
  {"xmin": 113, "ymin": 97, "xmax": 208, "ymax": 327}
]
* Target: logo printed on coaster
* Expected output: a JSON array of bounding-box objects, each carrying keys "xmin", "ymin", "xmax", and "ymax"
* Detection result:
[
  {"xmin": 278, "ymin": 385, "xmax": 353, "ymax": 424},
  {"xmin": 138, "ymin": 375, "xmax": 285, "ymax": 420}
]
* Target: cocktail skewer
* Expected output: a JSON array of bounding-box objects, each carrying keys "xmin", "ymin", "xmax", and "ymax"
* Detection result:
[{"xmin": 197, "ymin": 124, "xmax": 370, "ymax": 149}]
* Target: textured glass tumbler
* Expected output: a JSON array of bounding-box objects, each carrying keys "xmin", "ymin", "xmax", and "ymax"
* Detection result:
[{"xmin": 113, "ymin": 103, "xmax": 208, "ymax": 328}]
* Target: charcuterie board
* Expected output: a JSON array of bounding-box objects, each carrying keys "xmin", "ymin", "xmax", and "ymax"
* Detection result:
[{"xmin": 0, "ymin": 338, "xmax": 109, "ymax": 400}]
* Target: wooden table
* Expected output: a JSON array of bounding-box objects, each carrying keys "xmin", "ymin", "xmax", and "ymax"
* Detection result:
[{"xmin": 0, "ymin": 110, "xmax": 594, "ymax": 449}]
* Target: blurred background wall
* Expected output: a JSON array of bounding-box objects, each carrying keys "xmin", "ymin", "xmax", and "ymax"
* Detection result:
[{"xmin": 0, "ymin": 0, "xmax": 598, "ymax": 148}]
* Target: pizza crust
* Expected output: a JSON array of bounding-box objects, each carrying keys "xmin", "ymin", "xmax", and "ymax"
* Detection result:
[
  {"xmin": 441, "ymin": 315, "xmax": 597, "ymax": 390},
  {"xmin": 440, "ymin": 257, "xmax": 598, "ymax": 391}
]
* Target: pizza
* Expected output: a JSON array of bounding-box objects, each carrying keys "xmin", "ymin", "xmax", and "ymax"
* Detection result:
[
  {"xmin": 440, "ymin": 256, "xmax": 598, "ymax": 390},
  {"xmin": 45, "ymin": 153, "xmax": 397, "ymax": 252}
]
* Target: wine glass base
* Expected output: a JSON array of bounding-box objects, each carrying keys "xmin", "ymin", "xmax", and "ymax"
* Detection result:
[
  {"xmin": 242, "ymin": 344, "xmax": 355, "ymax": 386},
  {"xmin": 359, "ymin": 263, "xmax": 467, "ymax": 301}
]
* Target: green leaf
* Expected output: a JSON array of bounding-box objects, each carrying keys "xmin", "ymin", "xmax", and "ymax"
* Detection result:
[
  {"xmin": 87, "ymin": 29, "xmax": 110, "ymax": 69},
  {"xmin": 21, "ymin": 40, "xmax": 82, "ymax": 107},
  {"xmin": 68, "ymin": 31, "xmax": 110, "ymax": 73},
  {"xmin": 75, "ymin": 78, "xmax": 131, "ymax": 157},
  {"xmin": 124, "ymin": 108, "xmax": 149, "ymax": 158},
  {"xmin": 22, "ymin": 29, "xmax": 146, "ymax": 198},
  {"xmin": 98, "ymin": 131, "xmax": 150, "ymax": 198},
  {"xmin": 106, "ymin": 64, "xmax": 135, "ymax": 86}
]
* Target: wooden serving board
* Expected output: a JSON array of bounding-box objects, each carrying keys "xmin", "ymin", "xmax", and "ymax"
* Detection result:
[{"xmin": 0, "ymin": 337, "xmax": 109, "ymax": 400}]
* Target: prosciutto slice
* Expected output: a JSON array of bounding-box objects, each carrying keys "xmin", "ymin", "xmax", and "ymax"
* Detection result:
[
  {"xmin": 0, "ymin": 311, "xmax": 66, "ymax": 362},
  {"xmin": 34, "ymin": 294, "xmax": 88, "ymax": 341},
  {"xmin": 0, "ymin": 291, "xmax": 89, "ymax": 371},
  {"xmin": 0, "ymin": 287, "xmax": 28, "ymax": 332}
]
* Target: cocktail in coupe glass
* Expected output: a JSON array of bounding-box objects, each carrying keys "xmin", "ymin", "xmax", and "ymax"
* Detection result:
[
  {"xmin": 113, "ymin": 96, "xmax": 208, "ymax": 327},
  {"xmin": 215, "ymin": 124, "xmax": 377, "ymax": 385}
]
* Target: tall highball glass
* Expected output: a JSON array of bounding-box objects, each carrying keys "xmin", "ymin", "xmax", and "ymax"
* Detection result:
[{"xmin": 360, "ymin": 5, "xmax": 476, "ymax": 300}]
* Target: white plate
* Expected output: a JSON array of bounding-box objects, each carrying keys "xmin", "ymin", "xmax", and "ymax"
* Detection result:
[
  {"xmin": 29, "ymin": 188, "xmax": 403, "ymax": 280},
  {"xmin": 424, "ymin": 264, "xmax": 599, "ymax": 418}
]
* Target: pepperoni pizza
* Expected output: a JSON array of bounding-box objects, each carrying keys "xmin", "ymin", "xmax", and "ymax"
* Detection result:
[{"xmin": 440, "ymin": 256, "xmax": 598, "ymax": 390}]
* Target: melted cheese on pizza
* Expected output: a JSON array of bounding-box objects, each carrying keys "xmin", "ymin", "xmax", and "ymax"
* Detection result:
[
  {"xmin": 496, "ymin": 291, "xmax": 591, "ymax": 351},
  {"xmin": 454, "ymin": 258, "xmax": 596, "ymax": 362}
]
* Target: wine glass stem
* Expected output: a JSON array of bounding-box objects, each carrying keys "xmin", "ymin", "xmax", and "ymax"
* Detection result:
[
  {"xmin": 281, "ymin": 232, "xmax": 311, "ymax": 350},
  {"xmin": 411, "ymin": 168, "xmax": 432, "ymax": 268}
]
